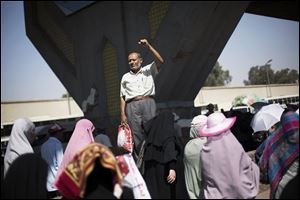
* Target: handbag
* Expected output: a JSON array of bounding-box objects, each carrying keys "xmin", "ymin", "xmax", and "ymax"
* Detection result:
[{"xmin": 117, "ymin": 123, "xmax": 134, "ymax": 153}]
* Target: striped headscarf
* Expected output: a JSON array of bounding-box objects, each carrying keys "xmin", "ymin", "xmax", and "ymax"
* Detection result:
[{"xmin": 258, "ymin": 111, "xmax": 299, "ymax": 198}]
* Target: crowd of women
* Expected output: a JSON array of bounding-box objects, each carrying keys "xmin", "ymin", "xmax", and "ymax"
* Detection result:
[{"xmin": 1, "ymin": 105, "xmax": 299, "ymax": 199}]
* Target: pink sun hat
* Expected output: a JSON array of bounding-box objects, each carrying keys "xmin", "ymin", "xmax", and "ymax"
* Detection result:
[{"xmin": 200, "ymin": 112, "xmax": 236, "ymax": 137}]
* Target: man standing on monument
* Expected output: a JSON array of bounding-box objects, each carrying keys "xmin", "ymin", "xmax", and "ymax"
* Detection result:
[{"xmin": 120, "ymin": 38, "xmax": 164, "ymax": 159}]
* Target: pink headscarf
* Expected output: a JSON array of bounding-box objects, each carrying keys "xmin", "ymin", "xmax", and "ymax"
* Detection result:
[
  {"xmin": 201, "ymin": 130, "xmax": 260, "ymax": 199},
  {"xmin": 55, "ymin": 119, "xmax": 95, "ymax": 185}
]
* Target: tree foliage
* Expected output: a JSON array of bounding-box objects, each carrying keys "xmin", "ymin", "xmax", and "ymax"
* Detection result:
[
  {"xmin": 244, "ymin": 64, "xmax": 299, "ymax": 85},
  {"xmin": 61, "ymin": 93, "xmax": 69, "ymax": 98},
  {"xmin": 274, "ymin": 68, "xmax": 299, "ymax": 84},
  {"xmin": 204, "ymin": 61, "xmax": 232, "ymax": 86}
]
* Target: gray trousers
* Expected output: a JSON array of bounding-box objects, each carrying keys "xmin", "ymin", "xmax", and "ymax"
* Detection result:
[{"xmin": 126, "ymin": 98, "xmax": 156, "ymax": 158}]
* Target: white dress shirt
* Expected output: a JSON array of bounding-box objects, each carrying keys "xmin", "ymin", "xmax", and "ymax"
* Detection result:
[{"xmin": 120, "ymin": 61, "xmax": 158, "ymax": 102}]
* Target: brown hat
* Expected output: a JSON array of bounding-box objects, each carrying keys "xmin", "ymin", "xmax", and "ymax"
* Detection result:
[{"xmin": 48, "ymin": 123, "xmax": 65, "ymax": 134}]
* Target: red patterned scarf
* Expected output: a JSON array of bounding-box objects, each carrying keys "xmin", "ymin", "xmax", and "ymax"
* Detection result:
[{"xmin": 55, "ymin": 143, "xmax": 124, "ymax": 198}]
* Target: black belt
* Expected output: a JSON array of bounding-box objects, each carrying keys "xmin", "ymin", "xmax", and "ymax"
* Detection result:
[{"xmin": 126, "ymin": 95, "xmax": 153, "ymax": 103}]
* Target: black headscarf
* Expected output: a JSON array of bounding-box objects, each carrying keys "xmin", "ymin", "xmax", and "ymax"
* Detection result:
[
  {"xmin": 143, "ymin": 111, "xmax": 182, "ymax": 163},
  {"xmin": 142, "ymin": 111, "xmax": 189, "ymax": 199},
  {"xmin": 2, "ymin": 153, "xmax": 48, "ymax": 199}
]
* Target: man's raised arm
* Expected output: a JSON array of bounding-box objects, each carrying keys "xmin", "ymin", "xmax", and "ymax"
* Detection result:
[{"xmin": 138, "ymin": 39, "xmax": 164, "ymax": 70}]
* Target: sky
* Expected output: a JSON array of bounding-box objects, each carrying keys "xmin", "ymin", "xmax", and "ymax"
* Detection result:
[
  {"xmin": 218, "ymin": 12, "xmax": 299, "ymax": 86},
  {"xmin": 1, "ymin": 1, "xmax": 299, "ymax": 102}
]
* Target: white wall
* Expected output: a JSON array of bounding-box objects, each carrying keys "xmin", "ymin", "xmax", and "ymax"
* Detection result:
[
  {"xmin": 1, "ymin": 84, "xmax": 298, "ymax": 125},
  {"xmin": 1, "ymin": 98, "xmax": 83, "ymax": 124},
  {"xmin": 194, "ymin": 84, "xmax": 299, "ymax": 110}
]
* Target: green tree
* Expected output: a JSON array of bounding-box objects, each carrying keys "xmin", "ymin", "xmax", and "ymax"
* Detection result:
[
  {"xmin": 61, "ymin": 93, "xmax": 69, "ymax": 98},
  {"xmin": 244, "ymin": 64, "xmax": 298, "ymax": 85},
  {"xmin": 288, "ymin": 69, "xmax": 299, "ymax": 83},
  {"xmin": 204, "ymin": 61, "xmax": 232, "ymax": 86},
  {"xmin": 274, "ymin": 68, "xmax": 299, "ymax": 84}
]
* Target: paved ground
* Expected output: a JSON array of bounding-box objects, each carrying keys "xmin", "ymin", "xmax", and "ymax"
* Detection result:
[
  {"xmin": 246, "ymin": 150, "xmax": 271, "ymax": 199},
  {"xmin": 256, "ymin": 183, "xmax": 270, "ymax": 199},
  {"xmin": 50, "ymin": 182, "xmax": 271, "ymax": 199}
]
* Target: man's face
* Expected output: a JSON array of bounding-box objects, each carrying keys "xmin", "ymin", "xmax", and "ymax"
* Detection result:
[{"xmin": 128, "ymin": 53, "xmax": 142, "ymax": 72}]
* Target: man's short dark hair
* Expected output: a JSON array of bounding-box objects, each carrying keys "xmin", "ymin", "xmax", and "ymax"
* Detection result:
[{"xmin": 207, "ymin": 103, "xmax": 214, "ymax": 110}]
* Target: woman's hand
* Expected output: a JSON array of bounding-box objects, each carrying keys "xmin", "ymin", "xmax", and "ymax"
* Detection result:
[{"xmin": 167, "ymin": 169, "xmax": 176, "ymax": 184}]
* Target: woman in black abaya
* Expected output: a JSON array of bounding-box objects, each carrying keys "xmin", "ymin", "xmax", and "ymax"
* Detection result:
[{"xmin": 142, "ymin": 111, "xmax": 188, "ymax": 199}]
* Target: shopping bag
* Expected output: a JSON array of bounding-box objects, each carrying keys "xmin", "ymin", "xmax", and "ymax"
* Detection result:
[{"xmin": 117, "ymin": 123, "xmax": 133, "ymax": 153}]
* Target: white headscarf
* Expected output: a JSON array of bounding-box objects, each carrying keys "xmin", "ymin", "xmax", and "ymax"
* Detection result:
[
  {"xmin": 4, "ymin": 118, "xmax": 35, "ymax": 177},
  {"xmin": 190, "ymin": 115, "xmax": 208, "ymax": 138}
]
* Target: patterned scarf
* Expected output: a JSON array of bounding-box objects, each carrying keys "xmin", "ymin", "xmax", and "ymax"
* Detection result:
[
  {"xmin": 55, "ymin": 143, "xmax": 124, "ymax": 199},
  {"xmin": 259, "ymin": 111, "xmax": 299, "ymax": 198}
]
